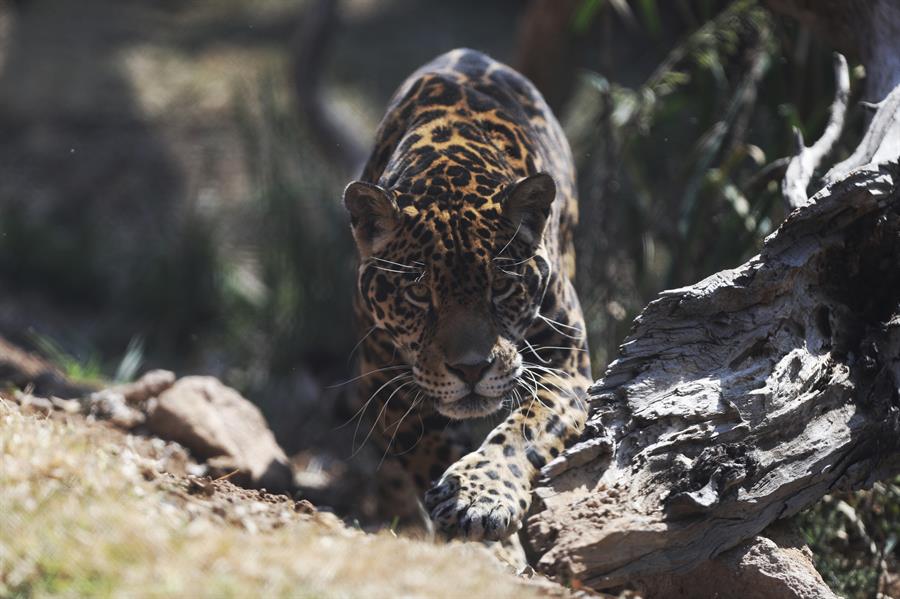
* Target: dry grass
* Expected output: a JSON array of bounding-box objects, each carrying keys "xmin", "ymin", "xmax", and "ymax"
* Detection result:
[{"xmin": 0, "ymin": 400, "xmax": 552, "ymax": 598}]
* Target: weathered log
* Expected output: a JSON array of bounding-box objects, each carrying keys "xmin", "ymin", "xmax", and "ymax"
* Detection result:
[
  {"xmin": 526, "ymin": 113, "xmax": 900, "ymax": 591},
  {"xmin": 524, "ymin": 1, "xmax": 900, "ymax": 592}
]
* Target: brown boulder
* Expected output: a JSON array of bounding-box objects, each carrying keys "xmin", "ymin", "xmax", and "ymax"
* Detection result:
[{"xmin": 147, "ymin": 376, "xmax": 293, "ymax": 493}]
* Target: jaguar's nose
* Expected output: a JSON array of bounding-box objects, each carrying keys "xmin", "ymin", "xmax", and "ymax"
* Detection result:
[{"xmin": 446, "ymin": 358, "xmax": 493, "ymax": 386}]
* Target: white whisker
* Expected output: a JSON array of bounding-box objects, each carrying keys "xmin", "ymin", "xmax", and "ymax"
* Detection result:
[
  {"xmin": 347, "ymin": 325, "xmax": 377, "ymax": 365},
  {"xmin": 343, "ymin": 371, "xmax": 412, "ymax": 435},
  {"xmin": 492, "ymin": 220, "xmax": 522, "ymax": 261},
  {"xmin": 373, "ymin": 266, "xmax": 421, "ymax": 274},
  {"xmin": 353, "ymin": 377, "xmax": 418, "ymax": 457},
  {"xmin": 521, "ymin": 362, "xmax": 571, "ymax": 378},
  {"xmin": 521, "ymin": 338, "xmax": 551, "ymax": 364},
  {"xmin": 378, "ymin": 393, "xmax": 425, "ymax": 468},
  {"xmin": 372, "ymin": 257, "xmax": 423, "ymax": 271},
  {"xmin": 529, "ymin": 345, "xmax": 589, "ymax": 353},
  {"xmin": 520, "ymin": 369, "xmax": 575, "ymax": 425},
  {"xmin": 328, "ymin": 365, "xmax": 409, "ymax": 389},
  {"xmin": 537, "ymin": 314, "xmax": 585, "ymax": 340},
  {"xmin": 493, "ymin": 253, "xmax": 536, "ymax": 266},
  {"xmin": 498, "ymin": 268, "xmax": 524, "ymax": 278}
]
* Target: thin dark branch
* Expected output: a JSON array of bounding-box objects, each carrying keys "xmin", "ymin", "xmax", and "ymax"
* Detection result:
[{"xmin": 290, "ymin": 0, "xmax": 367, "ymax": 177}]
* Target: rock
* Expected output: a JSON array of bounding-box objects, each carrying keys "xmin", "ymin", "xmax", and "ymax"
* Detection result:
[
  {"xmin": 18, "ymin": 394, "xmax": 54, "ymax": 416},
  {"xmin": 50, "ymin": 397, "xmax": 82, "ymax": 413},
  {"xmin": 146, "ymin": 376, "xmax": 293, "ymax": 493},
  {"xmin": 87, "ymin": 389, "xmax": 146, "ymax": 429},
  {"xmin": 103, "ymin": 369, "xmax": 176, "ymax": 405},
  {"xmin": 86, "ymin": 369, "xmax": 176, "ymax": 427},
  {"xmin": 636, "ymin": 532, "xmax": 838, "ymax": 599}
]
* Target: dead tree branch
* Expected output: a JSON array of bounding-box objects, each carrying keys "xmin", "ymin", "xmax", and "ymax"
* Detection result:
[
  {"xmin": 526, "ymin": 69, "xmax": 900, "ymax": 589},
  {"xmin": 781, "ymin": 53, "xmax": 850, "ymax": 210},
  {"xmin": 824, "ymin": 83, "xmax": 900, "ymax": 185}
]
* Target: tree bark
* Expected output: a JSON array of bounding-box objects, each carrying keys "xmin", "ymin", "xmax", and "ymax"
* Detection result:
[
  {"xmin": 513, "ymin": 0, "xmax": 579, "ymax": 114},
  {"xmin": 526, "ymin": 152, "xmax": 900, "ymax": 589},
  {"xmin": 526, "ymin": 3, "xmax": 900, "ymax": 592}
]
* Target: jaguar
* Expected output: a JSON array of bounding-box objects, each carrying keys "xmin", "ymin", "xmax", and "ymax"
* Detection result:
[{"xmin": 343, "ymin": 48, "xmax": 591, "ymax": 543}]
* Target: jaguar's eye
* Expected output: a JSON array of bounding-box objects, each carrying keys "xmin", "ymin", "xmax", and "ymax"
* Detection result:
[
  {"xmin": 404, "ymin": 282, "xmax": 431, "ymax": 308},
  {"xmin": 491, "ymin": 272, "xmax": 517, "ymax": 300}
]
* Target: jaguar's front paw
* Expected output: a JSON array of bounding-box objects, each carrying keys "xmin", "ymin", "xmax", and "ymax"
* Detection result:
[{"xmin": 424, "ymin": 452, "xmax": 530, "ymax": 541}]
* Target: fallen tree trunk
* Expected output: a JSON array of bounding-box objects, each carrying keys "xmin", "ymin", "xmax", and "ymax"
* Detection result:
[
  {"xmin": 526, "ymin": 6, "xmax": 900, "ymax": 589},
  {"xmin": 527, "ymin": 113, "xmax": 900, "ymax": 591}
]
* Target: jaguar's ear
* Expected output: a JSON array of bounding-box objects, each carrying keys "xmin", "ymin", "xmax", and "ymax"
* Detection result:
[
  {"xmin": 502, "ymin": 173, "xmax": 555, "ymax": 245},
  {"xmin": 343, "ymin": 181, "xmax": 400, "ymax": 256}
]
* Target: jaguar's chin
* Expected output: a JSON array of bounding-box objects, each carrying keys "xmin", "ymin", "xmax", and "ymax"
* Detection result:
[{"xmin": 435, "ymin": 393, "xmax": 505, "ymax": 420}]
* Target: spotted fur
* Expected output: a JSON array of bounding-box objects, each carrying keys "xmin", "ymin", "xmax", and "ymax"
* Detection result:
[{"xmin": 343, "ymin": 49, "xmax": 591, "ymax": 542}]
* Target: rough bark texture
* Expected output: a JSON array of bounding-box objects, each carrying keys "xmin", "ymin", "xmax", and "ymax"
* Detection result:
[
  {"xmin": 523, "ymin": 2, "xmax": 900, "ymax": 592},
  {"xmin": 526, "ymin": 129, "xmax": 900, "ymax": 591}
]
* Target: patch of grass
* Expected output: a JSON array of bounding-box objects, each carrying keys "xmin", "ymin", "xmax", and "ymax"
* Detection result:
[
  {"xmin": 0, "ymin": 401, "xmax": 548, "ymax": 598},
  {"xmin": 25, "ymin": 332, "xmax": 145, "ymax": 387},
  {"xmin": 27, "ymin": 333, "xmax": 106, "ymax": 387}
]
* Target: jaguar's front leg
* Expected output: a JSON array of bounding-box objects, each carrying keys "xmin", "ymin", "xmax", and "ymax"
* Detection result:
[{"xmin": 425, "ymin": 298, "xmax": 591, "ymax": 541}]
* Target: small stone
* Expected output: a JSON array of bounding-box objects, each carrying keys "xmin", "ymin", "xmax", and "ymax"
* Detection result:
[
  {"xmin": 20, "ymin": 395, "xmax": 53, "ymax": 416},
  {"xmin": 186, "ymin": 477, "xmax": 216, "ymax": 497},
  {"xmin": 113, "ymin": 370, "xmax": 176, "ymax": 405},
  {"xmin": 294, "ymin": 499, "xmax": 316, "ymax": 514},
  {"xmin": 186, "ymin": 463, "xmax": 208, "ymax": 477},
  {"xmin": 88, "ymin": 389, "xmax": 145, "ymax": 429},
  {"xmin": 50, "ymin": 396, "xmax": 82, "ymax": 413},
  {"xmin": 146, "ymin": 376, "xmax": 293, "ymax": 493}
]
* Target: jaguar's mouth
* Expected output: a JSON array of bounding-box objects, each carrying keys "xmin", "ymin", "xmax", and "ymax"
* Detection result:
[{"xmin": 435, "ymin": 393, "xmax": 505, "ymax": 420}]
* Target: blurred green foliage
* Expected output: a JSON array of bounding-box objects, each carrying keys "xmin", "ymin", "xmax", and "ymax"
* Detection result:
[
  {"xmin": 27, "ymin": 333, "xmax": 105, "ymax": 386},
  {"xmin": 561, "ymin": 0, "xmax": 869, "ymax": 374},
  {"xmin": 796, "ymin": 479, "xmax": 900, "ymax": 598},
  {"xmin": 233, "ymin": 75, "xmax": 355, "ymax": 376}
]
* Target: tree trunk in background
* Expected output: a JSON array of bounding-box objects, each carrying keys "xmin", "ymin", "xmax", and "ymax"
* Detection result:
[
  {"xmin": 291, "ymin": 0, "xmax": 366, "ymax": 177},
  {"xmin": 525, "ymin": 2, "xmax": 900, "ymax": 594},
  {"xmin": 765, "ymin": 0, "xmax": 900, "ymax": 101},
  {"xmin": 514, "ymin": 0, "xmax": 579, "ymax": 113}
]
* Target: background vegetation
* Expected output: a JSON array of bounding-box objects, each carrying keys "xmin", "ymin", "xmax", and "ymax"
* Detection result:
[{"xmin": 0, "ymin": 0, "xmax": 894, "ymax": 595}]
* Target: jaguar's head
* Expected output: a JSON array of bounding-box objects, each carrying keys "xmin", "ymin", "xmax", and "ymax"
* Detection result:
[{"xmin": 344, "ymin": 172, "xmax": 555, "ymax": 419}]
